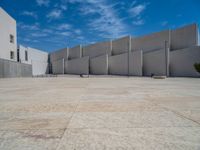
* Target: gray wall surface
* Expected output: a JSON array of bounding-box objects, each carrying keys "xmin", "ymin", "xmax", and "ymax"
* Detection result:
[
  {"xmin": 109, "ymin": 53, "xmax": 128, "ymax": 75},
  {"xmin": 83, "ymin": 41, "xmax": 111, "ymax": 58},
  {"xmin": 143, "ymin": 49, "xmax": 168, "ymax": 76},
  {"xmin": 50, "ymin": 48, "xmax": 68, "ymax": 62},
  {"xmin": 131, "ymin": 30, "xmax": 170, "ymax": 52},
  {"xmin": 0, "ymin": 58, "xmax": 32, "ymax": 78},
  {"xmin": 170, "ymin": 46, "xmax": 200, "ymax": 77},
  {"xmin": 68, "ymin": 45, "xmax": 82, "ymax": 60},
  {"xmin": 129, "ymin": 51, "xmax": 143, "ymax": 76},
  {"xmin": 52, "ymin": 59, "xmax": 64, "ymax": 74},
  {"xmin": 112, "ymin": 36, "xmax": 130, "ymax": 55},
  {"xmin": 171, "ymin": 24, "xmax": 198, "ymax": 50},
  {"xmin": 90, "ymin": 54, "xmax": 108, "ymax": 75},
  {"xmin": 65, "ymin": 56, "xmax": 89, "ymax": 75}
]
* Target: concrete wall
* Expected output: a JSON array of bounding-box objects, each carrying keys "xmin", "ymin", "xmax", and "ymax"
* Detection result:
[
  {"xmin": 18, "ymin": 45, "xmax": 49, "ymax": 75},
  {"xmin": 68, "ymin": 45, "xmax": 82, "ymax": 60},
  {"xmin": 0, "ymin": 7, "xmax": 17, "ymax": 61},
  {"xmin": 131, "ymin": 30, "xmax": 170, "ymax": 52},
  {"xmin": 65, "ymin": 56, "xmax": 89, "ymax": 75},
  {"xmin": 143, "ymin": 49, "xmax": 169, "ymax": 76},
  {"xmin": 171, "ymin": 24, "xmax": 198, "ymax": 50},
  {"xmin": 129, "ymin": 51, "xmax": 143, "ymax": 76},
  {"xmin": 109, "ymin": 53, "xmax": 128, "ymax": 75},
  {"xmin": 112, "ymin": 36, "xmax": 130, "ymax": 55},
  {"xmin": 50, "ymin": 48, "xmax": 68, "ymax": 62},
  {"xmin": 52, "ymin": 59, "xmax": 64, "ymax": 74},
  {"xmin": 90, "ymin": 54, "xmax": 108, "ymax": 75},
  {"xmin": 0, "ymin": 58, "xmax": 32, "ymax": 78},
  {"xmin": 170, "ymin": 46, "xmax": 200, "ymax": 77},
  {"xmin": 83, "ymin": 41, "xmax": 111, "ymax": 58}
]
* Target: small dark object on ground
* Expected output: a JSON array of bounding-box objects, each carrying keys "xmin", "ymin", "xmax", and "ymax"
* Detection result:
[
  {"xmin": 151, "ymin": 73, "xmax": 154, "ymax": 78},
  {"xmin": 153, "ymin": 76, "xmax": 166, "ymax": 79},
  {"xmin": 194, "ymin": 63, "xmax": 200, "ymax": 74},
  {"xmin": 80, "ymin": 74, "xmax": 89, "ymax": 78}
]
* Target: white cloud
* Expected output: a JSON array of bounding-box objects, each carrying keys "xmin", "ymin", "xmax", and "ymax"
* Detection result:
[
  {"xmin": 22, "ymin": 11, "xmax": 38, "ymax": 19},
  {"xmin": 47, "ymin": 9, "xmax": 62, "ymax": 19},
  {"xmin": 31, "ymin": 32, "xmax": 48, "ymax": 37},
  {"xmin": 75, "ymin": 29, "xmax": 82, "ymax": 34},
  {"xmin": 36, "ymin": 0, "xmax": 49, "ymax": 6},
  {"xmin": 133, "ymin": 19, "xmax": 144, "ymax": 25},
  {"xmin": 79, "ymin": 1, "xmax": 127, "ymax": 38},
  {"xmin": 57, "ymin": 24, "xmax": 72, "ymax": 30},
  {"xmin": 18, "ymin": 22, "xmax": 40, "ymax": 30},
  {"xmin": 129, "ymin": 4, "xmax": 146, "ymax": 17},
  {"xmin": 60, "ymin": 5, "xmax": 67, "ymax": 10}
]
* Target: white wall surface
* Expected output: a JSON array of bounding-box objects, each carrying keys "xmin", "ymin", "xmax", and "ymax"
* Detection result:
[
  {"xmin": 18, "ymin": 45, "xmax": 49, "ymax": 75},
  {"xmin": 0, "ymin": 7, "xmax": 17, "ymax": 61}
]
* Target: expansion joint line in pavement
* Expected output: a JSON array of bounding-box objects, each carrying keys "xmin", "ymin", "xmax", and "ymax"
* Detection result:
[
  {"xmin": 55, "ymin": 101, "xmax": 80, "ymax": 150},
  {"xmin": 148, "ymin": 99, "xmax": 200, "ymax": 127}
]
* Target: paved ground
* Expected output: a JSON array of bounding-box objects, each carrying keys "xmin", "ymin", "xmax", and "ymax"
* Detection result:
[{"xmin": 0, "ymin": 76, "xmax": 200, "ymax": 150}]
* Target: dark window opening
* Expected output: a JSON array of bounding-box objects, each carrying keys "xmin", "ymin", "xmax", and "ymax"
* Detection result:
[
  {"xmin": 25, "ymin": 50, "xmax": 28, "ymax": 61},
  {"xmin": 10, "ymin": 51, "xmax": 14, "ymax": 59},
  {"xmin": 10, "ymin": 34, "xmax": 14, "ymax": 43}
]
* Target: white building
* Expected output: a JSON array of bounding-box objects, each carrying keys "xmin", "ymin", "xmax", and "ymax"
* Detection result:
[
  {"xmin": 18, "ymin": 45, "xmax": 49, "ymax": 76},
  {"xmin": 0, "ymin": 7, "xmax": 17, "ymax": 61}
]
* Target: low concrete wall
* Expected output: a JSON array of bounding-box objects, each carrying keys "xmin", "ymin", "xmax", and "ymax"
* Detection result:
[
  {"xmin": 50, "ymin": 48, "xmax": 68, "ymax": 62},
  {"xmin": 170, "ymin": 46, "xmax": 200, "ymax": 77},
  {"xmin": 129, "ymin": 51, "xmax": 143, "ymax": 76},
  {"xmin": 109, "ymin": 53, "xmax": 128, "ymax": 75},
  {"xmin": 68, "ymin": 45, "xmax": 82, "ymax": 60},
  {"xmin": 83, "ymin": 41, "xmax": 111, "ymax": 58},
  {"xmin": 52, "ymin": 59, "xmax": 64, "ymax": 74},
  {"xmin": 171, "ymin": 24, "xmax": 198, "ymax": 50},
  {"xmin": 65, "ymin": 56, "xmax": 89, "ymax": 75},
  {"xmin": 90, "ymin": 54, "xmax": 108, "ymax": 75},
  {"xmin": 0, "ymin": 58, "xmax": 32, "ymax": 78},
  {"xmin": 143, "ymin": 49, "xmax": 169, "ymax": 76},
  {"xmin": 131, "ymin": 30, "xmax": 170, "ymax": 52},
  {"xmin": 112, "ymin": 36, "xmax": 130, "ymax": 55}
]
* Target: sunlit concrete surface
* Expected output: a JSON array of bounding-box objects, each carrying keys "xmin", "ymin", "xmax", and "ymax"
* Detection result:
[{"xmin": 0, "ymin": 76, "xmax": 200, "ymax": 150}]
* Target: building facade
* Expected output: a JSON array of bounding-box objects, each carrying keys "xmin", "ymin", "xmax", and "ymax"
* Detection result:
[{"xmin": 0, "ymin": 7, "xmax": 17, "ymax": 61}]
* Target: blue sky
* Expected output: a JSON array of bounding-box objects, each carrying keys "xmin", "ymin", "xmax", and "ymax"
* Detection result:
[{"xmin": 1, "ymin": 0, "xmax": 200, "ymax": 52}]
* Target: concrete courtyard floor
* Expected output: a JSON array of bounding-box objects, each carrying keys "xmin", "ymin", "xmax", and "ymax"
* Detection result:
[{"xmin": 0, "ymin": 76, "xmax": 200, "ymax": 150}]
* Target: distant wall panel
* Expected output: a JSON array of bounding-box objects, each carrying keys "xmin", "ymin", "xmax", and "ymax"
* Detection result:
[
  {"xmin": 52, "ymin": 59, "xmax": 64, "ymax": 74},
  {"xmin": 131, "ymin": 30, "xmax": 170, "ymax": 52},
  {"xmin": 109, "ymin": 53, "xmax": 128, "ymax": 75},
  {"xmin": 170, "ymin": 46, "xmax": 200, "ymax": 77},
  {"xmin": 171, "ymin": 24, "xmax": 198, "ymax": 50},
  {"xmin": 32, "ymin": 61, "xmax": 48, "ymax": 76},
  {"xmin": 90, "ymin": 54, "xmax": 108, "ymax": 75},
  {"xmin": 83, "ymin": 41, "xmax": 111, "ymax": 58},
  {"xmin": 65, "ymin": 56, "xmax": 89, "ymax": 75},
  {"xmin": 112, "ymin": 36, "xmax": 130, "ymax": 55},
  {"xmin": 68, "ymin": 45, "xmax": 82, "ymax": 60},
  {"xmin": 143, "ymin": 49, "xmax": 168, "ymax": 76},
  {"xmin": 50, "ymin": 48, "xmax": 68, "ymax": 62},
  {"xmin": 129, "ymin": 51, "xmax": 143, "ymax": 76}
]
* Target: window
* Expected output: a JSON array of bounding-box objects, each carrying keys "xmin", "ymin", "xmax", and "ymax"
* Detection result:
[
  {"xmin": 25, "ymin": 50, "xmax": 28, "ymax": 61},
  {"xmin": 10, "ymin": 34, "xmax": 14, "ymax": 43},
  {"xmin": 10, "ymin": 51, "xmax": 14, "ymax": 59}
]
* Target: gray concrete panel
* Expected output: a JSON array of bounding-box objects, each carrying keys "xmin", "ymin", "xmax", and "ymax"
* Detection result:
[
  {"xmin": 52, "ymin": 59, "xmax": 64, "ymax": 74},
  {"xmin": 83, "ymin": 41, "xmax": 111, "ymax": 58},
  {"xmin": 68, "ymin": 45, "xmax": 82, "ymax": 60},
  {"xmin": 143, "ymin": 49, "xmax": 168, "ymax": 76},
  {"xmin": 108, "ymin": 53, "xmax": 128, "ymax": 75},
  {"xmin": 90, "ymin": 54, "xmax": 108, "ymax": 75},
  {"xmin": 170, "ymin": 46, "xmax": 200, "ymax": 77},
  {"xmin": 171, "ymin": 24, "xmax": 198, "ymax": 50},
  {"xmin": 112, "ymin": 36, "xmax": 130, "ymax": 55},
  {"xmin": 0, "ymin": 59, "xmax": 4, "ymax": 77},
  {"xmin": 50, "ymin": 48, "xmax": 68, "ymax": 62},
  {"xmin": 131, "ymin": 30, "xmax": 170, "ymax": 52},
  {"xmin": 65, "ymin": 56, "xmax": 89, "ymax": 75},
  {"xmin": 129, "ymin": 51, "xmax": 143, "ymax": 76}
]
